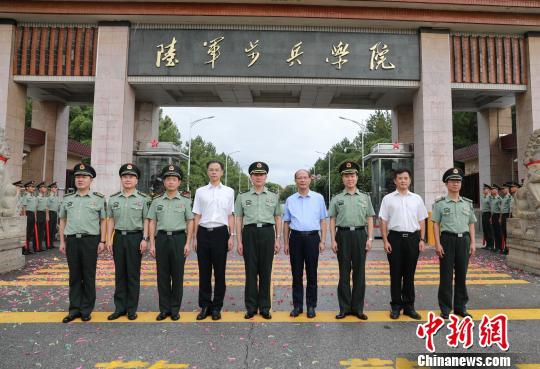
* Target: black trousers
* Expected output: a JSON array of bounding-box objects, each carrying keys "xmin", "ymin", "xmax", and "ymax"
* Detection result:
[
  {"xmin": 492, "ymin": 214, "xmax": 503, "ymax": 251},
  {"xmin": 112, "ymin": 232, "xmax": 143, "ymax": 314},
  {"xmin": 196, "ymin": 225, "xmax": 229, "ymax": 310},
  {"xmin": 155, "ymin": 232, "xmax": 186, "ymax": 315},
  {"xmin": 289, "ymin": 231, "xmax": 320, "ymax": 309},
  {"xmin": 242, "ymin": 226, "xmax": 275, "ymax": 313},
  {"xmin": 481, "ymin": 212, "xmax": 493, "ymax": 249},
  {"xmin": 36, "ymin": 211, "xmax": 47, "ymax": 250},
  {"xmin": 25, "ymin": 211, "xmax": 38, "ymax": 252},
  {"xmin": 49, "ymin": 211, "xmax": 58, "ymax": 246},
  {"xmin": 501, "ymin": 213, "xmax": 510, "ymax": 249},
  {"xmin": 66, "ymin": 235, "xmax": 99, "ymax": 316},
  {"xmin": 386, "ymin": 230, "xmax": 420, "ymax": 312},
  {"xmin": 438, "ymin": 233, "xmax": 470, "ymax": 314},
  {"xmin": 336, "ymin": 228, "xmax": 367, "ymax": 313}
]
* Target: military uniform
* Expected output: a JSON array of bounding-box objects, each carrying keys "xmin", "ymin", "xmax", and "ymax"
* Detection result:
[
  {"xmin": 329, "ymin": 161, "xmax": 375, "ymax": 318},
  {"xmin": 500, "ymin": 184, "xmax": 513, "ymax": 254},
  {"xmin": 432, "ymin": 168, "xmax": 477, "ymax": 318},
  {"xmin": 60, "ymin": 163, "xmax": 106, "ymax": 322},
  {"xmin": 480, "ymin": 184, "xmax": 494, "ymax": 250},
  {"xmin": 108, "ymin": 164, "xmax": 150, "ymax": 319},
  {"xmin": 490, "ymin": 185, "xmax": 503, "ymax": 252},
  {"xmin": 36, "ymin": 182, "xmax": 50, "ymax": 250},
  {"xmin": 22, "ymin": 181, "xmax": 39, "ymax": 254},
  {"xmin": 47, "ymin": 182, "xmax": 60, "ymax": 247},
  {"xmin": 235, "ymin": 162, "xmax": 281, "ymax": 319},
  {"xmin": 147, "ymin": 165, "xmax": 193, "ymax": 320}
]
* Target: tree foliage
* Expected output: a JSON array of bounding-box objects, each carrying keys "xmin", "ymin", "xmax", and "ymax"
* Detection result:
[
  {"xmin": 453, "ymin": 112, "xmax": 477, "ymax": 150},
  {"xmin": 159, "ymin": 109, "xmax": 181, "ymax": 146},
  {"xmin": 68, "ymin": 106, "xmax": 93, "ymax": 146}
]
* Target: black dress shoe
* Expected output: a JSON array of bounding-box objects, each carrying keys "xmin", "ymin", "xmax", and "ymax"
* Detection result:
[
  {"xmin": 211, "ymin": 310, "xmax": 221, "ymax": 321},
  {"xmin": 156, "ymin": 312, "xmax": 169, "ymax": 321},
  {"xmin": 390, "ymin": 310, "xmax": 400, "ymax": 319},
  {"xmin": 290, "ymin": 307, "xmax": 303, "ymax": 317},
  {"xmin": 440, "ymin": 312, "xmax": 450, "ymax": 319},
  {"xmin": 454, "ymin": 311, "xmax": 473, "ymax": 318},
  {"xmin": 403, "ymin": 309, "xmax": 422, "ymax": 320},
  {"xmin": 81, "ymin": 315, "xmax": 91, "ymax": 322},
  {"xmin": 196, "ymin": 307, "xmax": 211, "ymax": 321},
  {"xmin": 335, "ymin": 311, "xmax": 348, "ymax": 319},
  {"xmin": 353, "ymin": 312, "xmax": 368, "ymax": 320},
  {"xmin": 170, "ymin": 313, "xmax": 180, "ymax": 321},
  {"xmin": 22, "ymin": 250, "xmax": 30, "ymax": 255},
  {"xmin": 307, "ymin": 307, "xmax": 316, "ymax": 318},
  {"xmin": 62, "ymin": 314, "xmax": 80, "ymax": 323},
  {"xmin": 244, "ymin": 311, "xmax": 256, "ymax": 319},
  {"xmin": 107, "ymin": 312, "xmax": 126, "ymax": 321},
  {"xmin": 260, "ymin": 310, "xmax": 272, "ymax": 320},
  {"xmin": 127, "ymin": 313, "xmax": 138, "ymax": 321}
]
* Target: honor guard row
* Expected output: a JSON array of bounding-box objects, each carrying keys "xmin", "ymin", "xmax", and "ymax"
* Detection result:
[
  {"xmin": 57, "ymin": 159, "xmax": 477, "ymax": 323},
  {"xmin": 14, "ymin": 180, "xmax": 60, "ymax": 255}
]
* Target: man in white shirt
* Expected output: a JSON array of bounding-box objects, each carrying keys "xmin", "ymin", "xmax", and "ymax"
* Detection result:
[
  {"xmin": 379, "ymin": 168, "xmax": 428, "ymax": 320},
  {"xmin": 192, "ymin": 160, "xmax": 235, "ymax": 321}
]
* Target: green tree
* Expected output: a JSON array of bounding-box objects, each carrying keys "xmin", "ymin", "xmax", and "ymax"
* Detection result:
[
  {"xmin": 453, "ymin": 112, "xmax": 477, "ymax": 150},
  {"xmin": 68, "ymin": 105, "xmax": 93, "ymax": 146},
  {"xmin": 159, "ymin": 109, "xmax": 181, "ymax": 145}
]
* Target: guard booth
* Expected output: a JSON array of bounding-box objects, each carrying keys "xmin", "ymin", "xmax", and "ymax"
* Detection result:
[
  {"xmin": 362, "ymin": 143, "xmax": 414, "ymax": 237},
  {"xmin": 134, "ymin": 142, "xmax": 188, "ymax": 195}
]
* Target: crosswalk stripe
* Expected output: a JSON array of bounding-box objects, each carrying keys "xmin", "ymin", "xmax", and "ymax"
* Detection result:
[{"xmin": 0, "ymin": 309, "xmax": 538, "ymax": 324}]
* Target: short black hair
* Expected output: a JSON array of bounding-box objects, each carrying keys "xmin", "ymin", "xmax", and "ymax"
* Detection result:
[
  {"xmin": 393, "ymin": 168, "xmax": 412, "ymax": 179},
  {"xmin": 206, "ymin": 160, "xmax": 224, "ymax": 170}
]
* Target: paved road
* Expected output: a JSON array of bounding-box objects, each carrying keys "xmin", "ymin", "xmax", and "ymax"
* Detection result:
[{"xmin": 1, "ymin": 240, "xmax": 539, "ymax": 369}]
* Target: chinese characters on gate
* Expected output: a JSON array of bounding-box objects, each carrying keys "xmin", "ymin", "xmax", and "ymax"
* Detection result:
[
  {"xmin": 416, "ymin": 312, "xmax": 509, "ymax": 353},
  {"xmin": 154, "ymin": 36, "xmax": 397, "ymax": 71}
]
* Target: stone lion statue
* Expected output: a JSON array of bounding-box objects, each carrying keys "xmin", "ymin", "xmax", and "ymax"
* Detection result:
[{"xmin": 0, "ymin": 128, "xmax": 18, "ymax": 217}]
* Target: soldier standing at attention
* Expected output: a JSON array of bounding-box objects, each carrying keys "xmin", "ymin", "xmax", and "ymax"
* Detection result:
[
  {"xmin": 46, "ymin": 182, "xmax": 60, "ymax": 247},
  {"xmin": 499, "ymin": 183, "xmax": 513, "ymax": 255},
  {"xmin": 106, "ymin": 163, "xmax": 150, "ymax": 321},
  {"xmin": 481, "ymin": 184, "xmax": 494, "ymax": 251},
  {"xmin": 147, "ymin": 165, "xmax": 193, "ymax": 321},
  {"xmin": 36, "ymin": 182, "xmax": 50, "ymax": 250},
  {"xmin": 235, "ymin": 162, "xmax": 282, "ymax": 320},
  {"xmin": 329, "ymin": 161, "xmax": 375, "ymax": 320},
  {"xmin": 490, "ymin": 184, "xmax": 503, "ymax": 253},
  {"xmin": 432, "ymin": 168, "xmax": 476, "ymax": 319},
  {"xmin": 59, "ymin": 163, "xmax": 107, "ymax": 323},
  {"xmin": 22, "ymin": 181, "xmax": 39, "ymax": 255}
]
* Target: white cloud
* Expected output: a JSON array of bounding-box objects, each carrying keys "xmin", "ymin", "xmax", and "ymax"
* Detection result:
[{"xmin": 162, "ymin": 107, "xmax": 376, "ymax": 186}]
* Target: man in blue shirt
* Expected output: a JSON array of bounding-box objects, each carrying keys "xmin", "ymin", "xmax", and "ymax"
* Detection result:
[{"xmin": 283, "ymin": 169, "xmax": 328, "ymax": 318}]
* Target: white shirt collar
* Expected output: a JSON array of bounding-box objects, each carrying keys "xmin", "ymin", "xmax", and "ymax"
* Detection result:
[
  {"xmin": 392, "ymin": 190, "xmax": 412, "ymax": 197},
  {"xmin": 207, "ymin": 182, "xmax": 223, "ymax": 189}
]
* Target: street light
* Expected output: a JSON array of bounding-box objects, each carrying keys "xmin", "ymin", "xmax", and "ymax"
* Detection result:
[
  {"xmin": 315, "ymin": 150, "xmax": 331, "ymax": 204},
  {"xmin": 339, "ymin": 116, "xmax": 367, "ymax": 171},
  {"xmin": 225, "ymin": 150, "xmax": 240, "ymax": 186},
  {"xmin": 187, "ymin": 115, "xmax": 215, "ymax": 192}
]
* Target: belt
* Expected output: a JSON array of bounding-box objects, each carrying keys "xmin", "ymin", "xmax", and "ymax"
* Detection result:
[
  {"xmin": 389, "ymin": 230, "xmax": 419, "ymax": 238},
  {"xmin": 37, "ymin": 210, "xmax": 46, "ymax": 213},
  {"xmin": 157, "ymin": 230, "xmax": 185, "ymax": 236},
  {"xmin": 199, "ymin": 225, "xmax": 227, "ymax": 232},
  {"xmin": 244, "ymin": 223, "xmax": 273, "ymax": 228},
  {"xmin": 65, "ymin": 233, "xmax": 98, "ymax": 239},
  {"xmin": 441, "ymin": 231, "xmax": 469, "ymax": 238},
  {"xmin": 291, "ymin": 230, "xmax": 319, "ymax": 236},
  {"xmin": 115, "ymin": 229, "xmax": 142, "ymax": 235},
  {"xmin": 337, "ymin": 226, "xmax": 365, "ymax": 231}
]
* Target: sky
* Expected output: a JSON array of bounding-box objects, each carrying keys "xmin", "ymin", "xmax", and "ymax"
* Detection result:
[{"xmin": 162, "ymin": 107, "xmax": 375, "ymax": 187}]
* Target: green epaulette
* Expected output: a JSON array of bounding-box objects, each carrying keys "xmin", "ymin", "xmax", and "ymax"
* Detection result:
[
  {"xmin": 64, "ymin": 192, "xmax": 74, "ymax": 198},
  {"xmin": 93, "ymin": 192, "xmax": 104, "ymax": 198},
  {"xmin": 462, "ymin": 196, "xmax": 473, "ymax": 203},
  {"xmin": 137, "ymin": 190, "xmax": 148, "ymax": 197},
  {"xmin": 110, "ymin": 191, "xmax": 121, "ymax": 197},
  {"xmin": 434, "ymin": 196, "xmax": 445, "ymax": 203}
]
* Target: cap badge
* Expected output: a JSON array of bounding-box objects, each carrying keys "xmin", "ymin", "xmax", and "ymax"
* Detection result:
[
  {"xmin": 127, "ymin": 164, "xmax": 132, "ymax": 170},
  {"xmin": 169, "ymin": 165, "xmax": 174, "ymax": 171},
  {"xmin": 79, "ymin": 164, "xmax": 85, "ymax": 170},
  {"xmin": 256, "ymin": 163, "xmax": 262, "ymax": 168},
  {"xmin": 346, "ymin": 162, "xmax": 352, "ymax": 168},
  {"xmin": 453, "ymin": 168, "xmax": 458, "ymax": 174}
]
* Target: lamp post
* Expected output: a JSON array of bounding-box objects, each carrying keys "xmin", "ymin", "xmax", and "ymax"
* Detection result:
[
  {"xmin": 315, "ymin": 150, "xmax": 331, "ymax": 204},
  {"xmin": 225, "ymin": 150, "xmax": 240, "ymax": 186},
  {"xmin": 187, "ymin": 115, "xmax": 215, "ymax": 192},
  {"xmin": 339, "ymin": 116, "xmax": 367, "ymax": 171}
]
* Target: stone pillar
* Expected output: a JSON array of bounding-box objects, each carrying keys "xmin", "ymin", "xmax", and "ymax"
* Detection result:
[
  {"xmin": 516, "ymin": 33, "xmax": 540, "ymax": 182},
  {"xmin": 28, "ymin": 100, "xmax": 60, "ymax": 182},
  {"xmin": 391, "ymin": 105, "xmax": 414, "ymax": 143},
  {"xmin": 0, "ymin": 20, "xmax": 26, "ymax": 182},
  {"xmin": 91, "ymin": 21, "xmax": 135, "ymax": 196},
  {"xmin": 477, "ymin": 108, "xmax": 513, "ymax": 192},
  {"xmin": 134, "ymin": 102, "xmax": 159, "ymax": 151},
  {"xmin": 53, "ymin": 105, "xmax": 70, "ymax": 191},
  {"xmin": 413, "ymin": 29, "xmax": 454, "ymax": 209}
]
